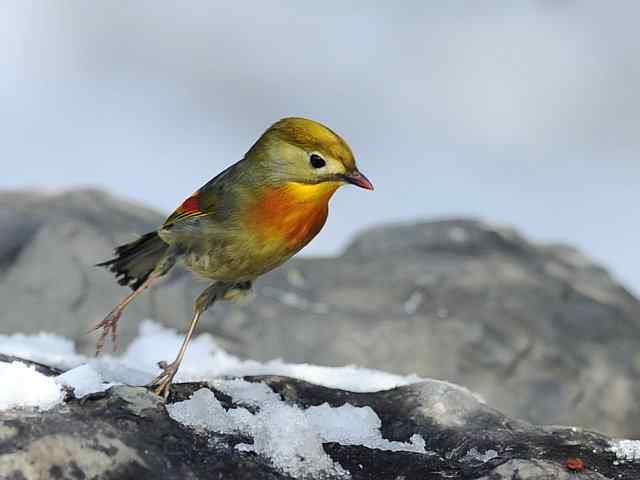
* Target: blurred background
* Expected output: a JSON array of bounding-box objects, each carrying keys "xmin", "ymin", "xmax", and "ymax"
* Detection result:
[
  {"xmin": 3, "ymin": 2, "xmax": 640, "ymax": 438},
  {"xmin": 1, "ymin": 1, "xmax": 638, "ymax": 293}
]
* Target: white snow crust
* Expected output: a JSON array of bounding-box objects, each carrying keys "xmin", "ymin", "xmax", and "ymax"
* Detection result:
[
  {"xmin": 461, "ymin": 447, "xmax": 498, "ymax": 463},
  {"xmin": 0, "ymin": 320, "xmax": 427, "ymax": 477},
  {"xmin": 3, "ymin": 320, "xmax": 636, "ymax": 476},
  {"xmin": 610, "ymin": 439, "xmax": 640, "ymax": 462},
  {"xmin": 1, "ymin": 319, "xmax": 421, "ymax": 405},
  {"xmin": 167, "ymin": 380, "xmax": 427, "ymax": 478},
  {"xmin": 0, "ymin": 361, "xmax": 63, "ymax": 411}
]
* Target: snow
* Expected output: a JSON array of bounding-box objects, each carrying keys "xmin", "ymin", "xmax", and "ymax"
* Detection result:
[
  {"xmin": 5, "ymin": 319, "xmax": 639, "ymax": 476},
  {"xmin": 0, "ymin": 319, "xmax": 420, "ymax": 409},
  {"xmin": 610, "ymin": 439, "xmax": 640, "ymax": 463},
  {"xmin": 0, "ymin": 320, "xmax": 428, "ymax": 477},
  {"xmin": 167, "ymin": 380, "xmax": 427, "ymax": 478},
  {"xmin": 0, "ymin": 331, "xmax": 83, "ymax": 370},
  {"xmin": 0, "ymin": 320, "xmax": 421, "ymax": 397},
  {"xmin": 304, "ymin": 403, "xmax": 426, "ymax": 453},
  {"xmin": 115, "ymin": 320, "xmax": 423, "ymax": 392},
  {"xmin": 167, "ymin": 386, "xmax": 348, "ymax": 478},
  {"xmin": 0, "ymin": 361, "xmax": 63, "ymax": 411},
  {"xmin": 461, "ymin": 447, "xmax": 499, "ymax": 463},
  {"xmin": 55, "ymin": 364, "xmax": 114, "ymax": 398}
]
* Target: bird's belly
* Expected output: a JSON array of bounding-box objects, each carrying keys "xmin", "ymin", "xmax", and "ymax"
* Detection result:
[
  {"xmin": 181, "ymin": 238, "xmax": 292, "ymax": 281},
  {"xmin": 183, "ymin": 246, "xmax": 259, "ymax": 282}
]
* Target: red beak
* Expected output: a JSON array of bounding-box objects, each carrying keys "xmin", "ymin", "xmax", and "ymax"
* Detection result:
[{"xmin": 340, "ymin": 170, "xmax": 374, "ymax": 190}]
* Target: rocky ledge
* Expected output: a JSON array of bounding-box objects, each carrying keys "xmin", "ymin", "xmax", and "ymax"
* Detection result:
[{"xmin": 1, "ymin": 355, "xmax": 639, "ymax": 480}]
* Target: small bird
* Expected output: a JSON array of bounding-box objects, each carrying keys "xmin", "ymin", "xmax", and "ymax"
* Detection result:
[{"xmin": 93, "ymin": 117, "xmax": 373, "ymax": 398}]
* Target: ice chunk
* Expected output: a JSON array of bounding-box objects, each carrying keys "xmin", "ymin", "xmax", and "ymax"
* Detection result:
[
  {"xmin": 55, "ymin": 364, "xmax": 113, "ymax": 398},
  {"xmin": 88, "ymin": 358, "xmax": 153, "ymax": 386},
  {"xmin": 211, "ymin": 378, "xmax": 276, "ymax": 406},
  {"xmin": 166, "ymin": 388, "xmax": 231, "ymax": 432},
  {"xmin": 305, "ymin": 402, "xmax": 426, "ymax": 453},
  {"xmin": 0, "ymin": 361, "xmax": 63, "ymax": 411},
  {"xmin": 54, "ymin": 358, "xmax": 155, "ymax": 399}
]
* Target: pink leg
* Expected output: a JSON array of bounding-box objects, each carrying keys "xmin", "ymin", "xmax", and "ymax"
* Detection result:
[
  {"xmin": 149, "ymin": 281, "xmax": 243, "ymax": 399},
  {"xmin": 150, "ymin": 308, "xmax": 203, "ymax": 399},
  {"xmin": 90, "ymin": 273, "xmax": 160, "ymax": 355}
]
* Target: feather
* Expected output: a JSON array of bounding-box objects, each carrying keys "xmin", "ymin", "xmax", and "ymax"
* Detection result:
[{"xmin": 163, "ymin": 191, "xmax": 207, "ymax": 226}]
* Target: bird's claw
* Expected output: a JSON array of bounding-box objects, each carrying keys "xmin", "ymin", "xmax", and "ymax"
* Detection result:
[
  {"xmin": 148, "ymin": 360, "xmax": 178, "ymax": 399},
  {"xmin": 90, "ymin": 308, "xmax": 122, "ymax": 356}
]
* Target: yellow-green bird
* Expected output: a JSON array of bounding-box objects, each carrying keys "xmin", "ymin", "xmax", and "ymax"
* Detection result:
[{"xmin": 93, "ymin": 117, "xmax": 373, "ymax": 398}]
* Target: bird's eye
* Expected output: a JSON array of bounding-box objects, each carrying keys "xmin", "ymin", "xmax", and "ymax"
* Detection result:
[{"xmin": 309, "ymin": 153, "xmax": 326, "ymax": 169}]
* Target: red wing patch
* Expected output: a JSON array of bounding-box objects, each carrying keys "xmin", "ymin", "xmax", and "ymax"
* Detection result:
[
  {"xmin": 178, "ymin": 193, "xmax": 200, "ymax": 215},
  {"xmin": 163, "ymin": 191, "xmax": 207, "ymax": 226}
]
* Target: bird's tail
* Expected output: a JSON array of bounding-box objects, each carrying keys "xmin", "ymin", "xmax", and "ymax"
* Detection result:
[{"xmin": 97, "ymin": 231, "xmax": 169, "ymax": 290}]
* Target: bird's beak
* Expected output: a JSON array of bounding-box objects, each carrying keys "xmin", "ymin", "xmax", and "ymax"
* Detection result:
[{"xmin": 339, "ymin": 170, "xmax": 374, "ymax": 191}]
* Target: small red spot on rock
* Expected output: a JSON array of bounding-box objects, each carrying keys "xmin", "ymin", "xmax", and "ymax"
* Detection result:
[{"xmin": 566, "ymin": 457, "xmax": 585, "ymax": 471}]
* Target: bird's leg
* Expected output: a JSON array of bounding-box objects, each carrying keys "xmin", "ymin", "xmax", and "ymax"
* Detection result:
[
  {"xmin": 150, "ymin": 307, "xmax": 203, "ymax": 399},
  {"xmin": 91, "ymin": 273, "xmax": 160, "ymax": 355},
  {"xmin": 91, "ymin": 248, "xmax": 179, "ymax": 355},
  {"xmin": 149, "ymin": 281, "xmax": 248, "ymax": 399}
]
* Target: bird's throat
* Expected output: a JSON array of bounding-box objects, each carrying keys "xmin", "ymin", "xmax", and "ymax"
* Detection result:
[{"xmin": 249, "ymin": 182, "xmax": 340, "ymax": 250}]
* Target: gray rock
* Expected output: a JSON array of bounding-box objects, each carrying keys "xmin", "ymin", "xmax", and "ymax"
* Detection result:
[
  {"xmin": 0, "ymin": 355, "xmax": 637, "ymax": 480},
  {"xmin": 1, "ymin": 189, "xmax": 639, "ymax": 437}
]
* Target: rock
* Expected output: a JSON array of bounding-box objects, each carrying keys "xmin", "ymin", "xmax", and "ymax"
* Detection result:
[
  {"xmin": 0, "ymin": 355, "xmax": 638, "ymax": 480},
  {"xmin": 1, "ymin": 189, "xmax": 639, "ymax": 437}
]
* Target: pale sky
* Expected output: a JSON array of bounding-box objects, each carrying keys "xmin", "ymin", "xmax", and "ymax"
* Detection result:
[{"xmin": 2, "ymin": 2, "xmax": 638, "ymax": 293}]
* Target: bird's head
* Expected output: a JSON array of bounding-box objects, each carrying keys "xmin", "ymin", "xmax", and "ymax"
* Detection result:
[{"xmin": 247, "ymin": 117, "xmax": 373, "ymax": 191}]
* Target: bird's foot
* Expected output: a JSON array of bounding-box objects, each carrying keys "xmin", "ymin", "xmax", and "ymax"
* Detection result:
[
  {"xmin": 89, "ymin": 307, "xmax": 123, "ymax": 356},
  {"xmin": 148, "ymin": 360, "xmax": 178, "ymax": 400}
]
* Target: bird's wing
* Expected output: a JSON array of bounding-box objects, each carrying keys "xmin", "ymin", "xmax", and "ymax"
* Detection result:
[
  {"xmin": 163, "ymin": 191, "xmax": 208, "ymax": 227},
  {"xmin": 162, "ymin": 160, "xmax": 241, "ymax": 229}
]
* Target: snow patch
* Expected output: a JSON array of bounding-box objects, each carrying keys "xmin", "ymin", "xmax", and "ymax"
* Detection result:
[
  {"xmin": 305, "ymin": 403, "xmax": 426, "ymax": 453},
  {"xmin": 0, "ymin": 320, "xmax": 420, "ymax": 398},
  {"xmin": 116, "ymin": 320, "xmax": 422, "ymax": 392},
  {"xmin": 55, "ymin": 364, "xmax": 113, "ymax": 398},
  {"xmin": 462, "ymin": 447, "xmax": 499, "ymax": 463},
  {"xmin": 167, "ymin": 379, "xmax": 427, "ymax": 478},
  {"xmin": 0, "ymin": 320, "xmax": 421, "ymax": 410},
  {"xmin": 610, "ymin": 439, "xmax": 640, "ymax": 463},
  {"xmin": 167, "ymin": 386, "xmax": 347, "ymax": 478},
  {"xmin": 0, "ymin": 331, "xmax": 84, "ymax": 370},
  {"xmin": 0, "ymin": 361, "xmax": 63, "ymax": 411}
]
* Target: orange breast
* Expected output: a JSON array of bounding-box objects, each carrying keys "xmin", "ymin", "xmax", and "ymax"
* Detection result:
[{"xmin": 248, "ymin": 182, "xmax": 339, "ymax": 251}]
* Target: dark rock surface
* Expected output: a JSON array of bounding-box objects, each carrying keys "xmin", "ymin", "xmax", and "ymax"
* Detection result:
[
  {"xmin": 0, "ymin": 355, "xmax": 637, "ymax": 480},
  {"xmin": 1, "ymin": 189, "xmax": 639, "ymax": 437}
]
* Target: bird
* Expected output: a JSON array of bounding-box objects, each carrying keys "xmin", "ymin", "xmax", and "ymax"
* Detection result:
[{"xmin": 92, "ymin": 117, "xmax": 373, "ymax": 398}]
